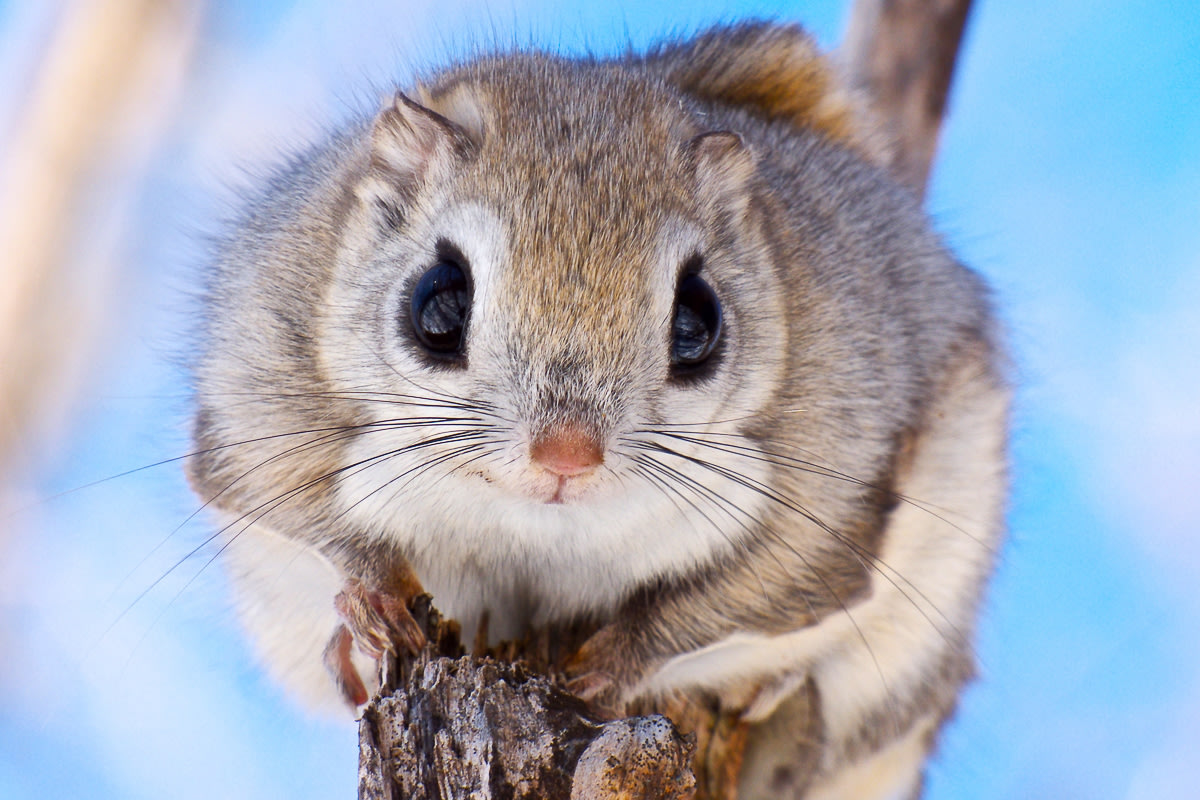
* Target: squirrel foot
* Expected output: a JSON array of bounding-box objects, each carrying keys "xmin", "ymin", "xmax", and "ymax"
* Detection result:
[{"xmin": 566, "ymin": 625, "xmax": 634, "ymax": 720}]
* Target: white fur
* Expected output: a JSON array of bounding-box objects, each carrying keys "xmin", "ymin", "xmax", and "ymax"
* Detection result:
[
  {"xmin": 220, "ymin": 520, "xmax": 377, "ymax": 714},
  {"xmin": 330, "ymin": 392, "xmax": 777, "ymax": 641},
  {"xmin": 804, "ymin": 715, "xmax": 935, "ymax": 800}
]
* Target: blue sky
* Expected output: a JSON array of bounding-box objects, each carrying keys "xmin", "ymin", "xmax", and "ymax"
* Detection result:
[{"xmin": 2, "ymin": 1, "xmax": 1198, "ymax": 798}]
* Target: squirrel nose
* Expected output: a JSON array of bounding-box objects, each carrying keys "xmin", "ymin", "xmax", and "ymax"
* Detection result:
[{"xmin": 530, "ymin": 425, "xmax": 604, "ymax": 477}]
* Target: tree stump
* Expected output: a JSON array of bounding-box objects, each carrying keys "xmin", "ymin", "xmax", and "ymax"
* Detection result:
[{"xmin": 357, "ymin": 597, "xmax": 697, "ymax": 800}]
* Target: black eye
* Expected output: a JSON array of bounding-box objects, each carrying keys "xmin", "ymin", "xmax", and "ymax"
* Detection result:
[
  {"xmin": 410, "ymin": 259, "xmax": 471, "ymax": 357},
  {"xmin": 671, "ymin": 273, "xmax": 722, "ymax": 368}
]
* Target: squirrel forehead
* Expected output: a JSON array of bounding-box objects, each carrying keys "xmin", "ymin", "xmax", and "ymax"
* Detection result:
[
  {"xmin": 425, "ymin": 53, "xmax": 695, "ymax": 154},
  {"xmin": 425, "ymin": 57, "xmax": 699, "ymax": 220},
  {"xmin": 422, "ymin": 57, "xmax": 705, "ymax": 329}
]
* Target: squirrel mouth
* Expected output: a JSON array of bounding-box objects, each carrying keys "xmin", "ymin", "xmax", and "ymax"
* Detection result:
[
  {"xmin": 541, "ymin": 473, "xmax": 597, "ymax": 505},
  {"xmin": 545, "ymin": 475, "xmax": 569, "ymax": 504}
]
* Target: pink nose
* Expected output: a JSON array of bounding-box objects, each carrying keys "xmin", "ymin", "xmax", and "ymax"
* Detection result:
[{"xmin": 530, "ymin": 426, "xmax": 604, "ymax": 477}]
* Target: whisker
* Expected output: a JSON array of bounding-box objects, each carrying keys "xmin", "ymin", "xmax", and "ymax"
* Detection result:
[
  {"xmin": 108, "ymin": 415, "xmax": 493, "ymax": 600},
  {"xmin": 652, "ymin": 428, "xmax": 993, "ymax": 553},
  {"xmin": 329, "ymin": 436, "xmax": 495, "ymax": 528},
  {"xmin": 203, "ymin": 388, "xmax": 507, "ymax": 418},
  {"xmin": 632, "ymin": 455, "xmax": 777, "ymax": 610},
  {"xmin": 12, "ymin": 420, "xmax": 412, "ymax": 520},
  {"xmin": 638, "ymin": 439, "xmax": 966, "ymax": 647},
  {"xmin": 106, "ymin": 421, "xmax": 407, "ymax": 601},
  {"xmin": 373, "ymin": 443, "xmax": 506, "ymax": 515},
  {"xmin": 347, "ymin": 329, "xmax": 516, "ymax": 421},
  {"xmin": 633, "ymin": 439, "xmax": 934, "ymax": 733},
  {"xmin": 97, "ymin": 423, "xmax": 491, "ymax": 657}
]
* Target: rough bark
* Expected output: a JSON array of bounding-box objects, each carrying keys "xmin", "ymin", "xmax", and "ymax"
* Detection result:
[{"xmin": 357, "ymin": 597, "xmax": 696, "ymax": 799}]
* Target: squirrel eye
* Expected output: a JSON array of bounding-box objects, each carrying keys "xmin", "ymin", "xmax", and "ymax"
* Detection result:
[
  {"xmin": 410, "ymin": 259, "xmax": 471, "ymax": 357},
  {"xmin": 671, "ymin": 273, "xmax": 722, "ymax": 368}
]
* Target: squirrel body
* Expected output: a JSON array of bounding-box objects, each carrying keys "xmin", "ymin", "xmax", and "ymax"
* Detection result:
[{"xmin": 189, "ymin": 22, "xmax": 1007, "ymax": 799}]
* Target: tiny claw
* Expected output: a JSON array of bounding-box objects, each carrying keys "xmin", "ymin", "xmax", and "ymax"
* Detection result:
[
  {"xmin": 322, "ymin": 624, "xmax": 369, "ymax": 708},
  {"xmin": 334, "ymin": 583, "xmax": 388, "ymax": 658},
  {"xmin": 369, "ymin": 587, "xmax": 426, "ymax": 655},
  {"xmin": 566, "ymin": 671, "xmax": 625, "ymax": 720},
  {"xmin": 566, "ymin": 625, "xmax": 635, "ymax": 719},
  {"xmin": 334, "ymin": 577, "xmax": 426, "ymax": 661}
]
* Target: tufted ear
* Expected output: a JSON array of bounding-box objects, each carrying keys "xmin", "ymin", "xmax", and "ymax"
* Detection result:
[
  {"xmin": 369, "ymin": 91, "xmax": 478, "ymax": 186},
  {"xmin": 681, "ymin": 130, "xmax": 758, "ymax": 221},
  {"xmin": 355, "ymin": 90, "xmax": 482, "ymax": 228},
  {"xmin": 643, "ymin": 21, "xmax": 891, "ymax": 167}
]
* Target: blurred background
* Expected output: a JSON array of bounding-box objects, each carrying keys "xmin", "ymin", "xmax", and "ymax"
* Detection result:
[{"xmin": 1, "ymin": 1, "xmax": 1197, "ymax": 797}]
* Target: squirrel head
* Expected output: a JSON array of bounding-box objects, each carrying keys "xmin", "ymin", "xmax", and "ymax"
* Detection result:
[{"xmin": 325, "ymin": 53, "xmax": 790, "ymax": 514}]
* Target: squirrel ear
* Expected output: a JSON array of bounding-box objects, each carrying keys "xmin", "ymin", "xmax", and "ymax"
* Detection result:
[
  {"xmin": 644, "ymin": 22, "xmax": 891, "ymax": 166},
  {"xmin": 368, "ymin": 91, "xmax": 478, "ymax": 186},
  {"xmin": 682, "ymin": 130, "xmax": 757, "ymax": 219},
  {"xmin": 358, "ymin": 91, "xmax": 481, "ymax": 225}
]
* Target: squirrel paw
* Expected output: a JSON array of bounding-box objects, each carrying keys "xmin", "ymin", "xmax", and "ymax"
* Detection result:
[{"xmin": 322, "ymin": 577, "xmax": 427, "ymax": 708}]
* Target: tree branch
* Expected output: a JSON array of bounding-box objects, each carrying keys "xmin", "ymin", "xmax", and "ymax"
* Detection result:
[{"xmin": 841, "ymin": 0, "xmax": 975, "ymax": 198}]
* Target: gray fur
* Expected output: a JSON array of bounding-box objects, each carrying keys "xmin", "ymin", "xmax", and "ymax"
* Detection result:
[{"xmin": 189, "ymin": 21, "xmax": 1008, "ymax": 799}]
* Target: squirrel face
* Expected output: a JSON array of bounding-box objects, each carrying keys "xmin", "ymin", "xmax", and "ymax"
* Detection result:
[{"xmin": 314, "ymin": 57, "xmax": 792, "ymax": 620}]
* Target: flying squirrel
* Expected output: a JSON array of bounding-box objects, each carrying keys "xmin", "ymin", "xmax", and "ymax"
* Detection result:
[{"xmin": 188, "ymin": 21, "xmax": 1008, "ymax": 799}]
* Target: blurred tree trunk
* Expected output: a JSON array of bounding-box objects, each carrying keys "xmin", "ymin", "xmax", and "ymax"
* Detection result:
[
  {"xmin": 841, "ymin": 0, "xmax": 975, "ymax": 199},
  {"xmin": 0, "ymin": 0, "xmax": 204, "ymax": 486},
  {"xmin": 0, "ymin": 0, "xmax": 205, "ymax": 684}
]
